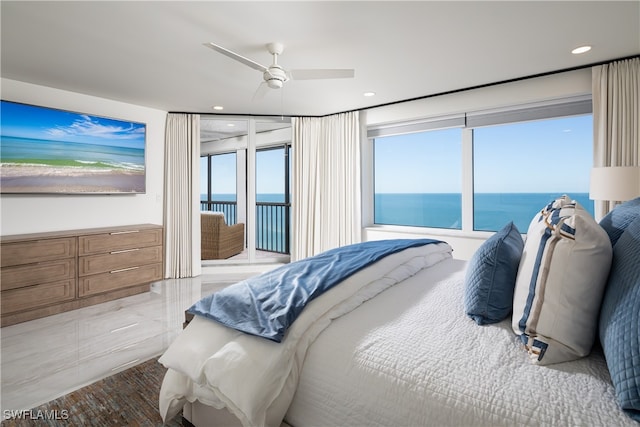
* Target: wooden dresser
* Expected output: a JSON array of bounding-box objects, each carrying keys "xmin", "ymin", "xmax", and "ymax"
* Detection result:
[{"xmin": 1, "ymin": 224, "xmax": 163, "ymax": 327}]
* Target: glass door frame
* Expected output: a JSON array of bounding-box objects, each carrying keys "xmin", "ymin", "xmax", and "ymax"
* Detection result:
[{"xmin": 199, "ymin": 115, "xmax": 291, "ymax": 265}]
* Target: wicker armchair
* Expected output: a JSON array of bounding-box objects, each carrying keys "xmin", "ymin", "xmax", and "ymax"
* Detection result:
[{"xmin": 201, "ymin": 212, "xmax": 245, "ymax": 259}]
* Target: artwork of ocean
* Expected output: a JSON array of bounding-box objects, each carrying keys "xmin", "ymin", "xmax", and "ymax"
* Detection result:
[
  {"xmin": 1, "ymin": 136, "xmax": 144, "ymax": 171},
  {"xmin": 1, "ymin": 136, "xmax": 145, "ymax": 193}
]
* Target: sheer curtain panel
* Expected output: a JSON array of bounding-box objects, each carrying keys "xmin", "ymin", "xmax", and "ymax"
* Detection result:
[
  {"xmin": 592, "ymin": 57, "xmax": 640, "ymax": 218},
  {"xmin": 164, "ymin": 113, "xmax": 201, "ymax": 278},
  {"xmin": 291, "ymin": 111, "xmax": 362, "ymax": 261}
]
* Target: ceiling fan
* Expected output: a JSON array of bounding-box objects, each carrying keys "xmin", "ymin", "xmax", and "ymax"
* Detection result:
[{"xmin": 204, "ymin": 42, "xmax": 355, "ymax": 99}]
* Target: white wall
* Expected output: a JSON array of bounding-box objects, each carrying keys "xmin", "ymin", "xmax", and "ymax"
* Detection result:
[
  {"xmin": 1, "ymin": 79, "xmax": 167, "ymax": 236},
  {"xmin": 362, "ymin": 69, "xmax": 592, "ymax": 260}
]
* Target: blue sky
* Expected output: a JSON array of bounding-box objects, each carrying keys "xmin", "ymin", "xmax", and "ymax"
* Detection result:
[
  {"xmin": 473, "ymin": 115, "xmax": 592, "ymax": 193},
  {"xmin": 201, "ymin": 114, "xmax": 593, "ymax": 195},
  {"xmin": 256, "ymin": 148, "xmax": 286, "ymax": 194},
  {"xmin": 374, "ymin": 127, "xmax": 462, "ymax": 193},
  {"xmin": 375, "ymin": 114, "xmax": 593, "ymax": 193},
  {"xmin": 201, "ymin": 148, "xmax": 286, "ymax": 195},
  {"xmin": 1, "ymin": 100, "xmax": 145, "ymax": 149}
]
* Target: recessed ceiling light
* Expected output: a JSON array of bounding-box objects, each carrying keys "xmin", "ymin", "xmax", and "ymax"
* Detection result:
[
  {"xmin": 363, "ymin": 92, "xmax": 376, "ymax": 97},
  {"xmin": 227, "ymin": 123, "xmax": 235, "ymax": 127},
  {"xmin": 571, "ymin": 46, "xmax": 591, "ymax": 55},
  {"xmin": 212, "ymin": 105, "xmax": 224, "ymax": 110}
]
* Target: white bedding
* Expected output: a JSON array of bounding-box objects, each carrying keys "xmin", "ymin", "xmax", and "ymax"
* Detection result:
[
  {"xmin": 285, "ymin": 258, "xmax": 636, "ymax": 426},
  {"xmin": 159, "ymin": 242, "xmax": 453, "ymax": 426}
]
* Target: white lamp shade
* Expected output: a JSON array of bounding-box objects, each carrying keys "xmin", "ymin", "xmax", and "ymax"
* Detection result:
[{"xmin": 590, "ymin": 166, "xmax": 640, "ymax": 201}]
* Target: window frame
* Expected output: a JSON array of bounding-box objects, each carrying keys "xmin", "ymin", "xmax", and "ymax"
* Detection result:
[
  {"xmin": 366, "ymin": 95, "xmax": 593, "ymax": 236},
  {"xmin": 372, "ymin": 126, "xmax": 464, "ymax": 230}
]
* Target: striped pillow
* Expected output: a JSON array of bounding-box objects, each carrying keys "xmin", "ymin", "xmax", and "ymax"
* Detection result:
[{"xmin": 511, "ymin": 195, "xmax": 613, "ymax": 365}]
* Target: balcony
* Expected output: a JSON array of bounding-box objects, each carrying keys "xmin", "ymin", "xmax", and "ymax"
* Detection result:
[{"xmin": 201, "ymin": 200, "xmax": 290, "ymax": 255}]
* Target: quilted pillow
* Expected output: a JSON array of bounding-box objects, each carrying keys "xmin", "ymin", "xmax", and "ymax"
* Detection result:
[
  {"xmin": 512, "ymin": 195, "xmax": 613, "ymax": 365},
  {"xmin": 599, "ymin": 197, "xmax": 640, "ymax": 247},
  {"xmin": 464, "ymin": 221, "xmax": 524, "ymax": 325},
  {"xmin": 599, "ymin": 216, "xmax": 640, "ymax": 421}
]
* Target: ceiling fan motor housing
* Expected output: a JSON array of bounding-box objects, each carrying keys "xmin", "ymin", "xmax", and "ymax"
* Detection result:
[{"xmin": 264, "ymin": 66, "xmax": 287, "ymax": 89}]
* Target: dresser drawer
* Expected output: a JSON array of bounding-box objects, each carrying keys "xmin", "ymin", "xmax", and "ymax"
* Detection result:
[
  {"xmin": 78, "ymin": 246, "xmax": 162, "ymax": 276},
  {"xmin": 79, "ymin": 263, "xmax": 162, "ymax": 297},
  {"xmin": 1, "ymin": 238, "xmax": 76, "ymax": 268},
  {"xmin": 1, "ymin": 280, "xmax": 75, "ymax": 314},
  {"xmin": 1, "ymin": 259, "xmax": 76, "ymax": 291},
  {"xmin": 78, "ymin": 228, "xmax": 162, "ymax": 255}
]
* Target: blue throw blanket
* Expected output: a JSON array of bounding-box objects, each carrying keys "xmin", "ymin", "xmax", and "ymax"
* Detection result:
[{"xmin": 189, "ymin": 239, "xmax": 442, "ymax": 342}]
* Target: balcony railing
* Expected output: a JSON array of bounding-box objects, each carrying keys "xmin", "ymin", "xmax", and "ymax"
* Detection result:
[
  {"xmin": 201, "ymin": 201, "xmax": 237, "ymax": 225},
  {"xmin": 256, "ymin": 201, "xmax": 290, "ymax": 254},
  {"xmin": 200, "ymin": 200, "xmax": 290, "ymax": 254}
]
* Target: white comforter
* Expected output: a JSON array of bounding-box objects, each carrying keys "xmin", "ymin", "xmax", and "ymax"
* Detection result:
[
  {"xmin": 285, "ymin": 258, "xmax": 637, "ymax": 427},
  {"xmin": 159, "ymin": 242, "xmax": 453, "ymax": 426}
]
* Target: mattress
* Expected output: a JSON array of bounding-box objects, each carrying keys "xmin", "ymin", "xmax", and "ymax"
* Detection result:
[{"xmin": 284, "ymin": 258, "xmax": 636, "ymax": 427}]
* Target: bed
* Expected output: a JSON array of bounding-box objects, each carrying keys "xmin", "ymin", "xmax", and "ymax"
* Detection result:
[{"xmin": 159, "ymin": 196, "xmax": 640, "ymax": 427}]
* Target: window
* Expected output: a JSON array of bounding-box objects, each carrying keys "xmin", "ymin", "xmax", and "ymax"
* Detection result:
[
  {"xmin": 370, "ymin": 98, "xmax": 593, "ymax": 232},
  {"xmin": 200, "ymin": 156, "xmax": 209, "ymax": 203},
  {"xmin": 256, "ymin": 146, "xmax": 291, "ymax": 253},
  {"xmin": 200, "ymin": 152, "xmax": 238, "ymax": 223},
  {"xmin": 257, "ymin": 147, "xmax": 286, "ymax": 203},
  {"xmin": 374, "ymin": 128, "xmax": 462, "ymax": 229},
  {"xmin": 473, "ymin": 115, "xmax": 594, "ymax": 232}
]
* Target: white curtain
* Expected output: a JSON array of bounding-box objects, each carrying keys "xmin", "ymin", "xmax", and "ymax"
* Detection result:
[
  {"xmin": 164, "ymin": 113, "xmax": 201, "ymax": 278},
  {"xmin": 592, "ymin": 57, "xmax": 640, "ymax": 219},
  {"xmin": 291, "ymin": 111, "xmax": 362, "ymax": 261}
]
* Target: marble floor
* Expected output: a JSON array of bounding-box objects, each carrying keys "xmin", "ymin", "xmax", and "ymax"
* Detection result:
[{"xmin": 0, "ymin": 264, "xmax": 278, "ymax": 416}]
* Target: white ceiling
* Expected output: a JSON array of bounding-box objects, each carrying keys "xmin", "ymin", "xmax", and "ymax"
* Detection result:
[{"xmin": 1, "ymin": 1, "xmax": 638, "ymax": 117}]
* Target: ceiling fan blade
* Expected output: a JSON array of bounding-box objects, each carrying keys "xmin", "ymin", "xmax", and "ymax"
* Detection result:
[
  {"xmin": 289, "ymin": 69, "xmax": 355, "ymax": 80},
  {"xmin": 203, "ymin": 42, "xmax": 268, "ymax": 72},
  {"xmin": 252, "ymin": 82, "xmax": 270, "ymax": 101}
]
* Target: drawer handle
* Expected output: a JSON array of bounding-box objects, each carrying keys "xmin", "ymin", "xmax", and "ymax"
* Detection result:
[
  {"xmin": 110, "ymin": 266, "xmax": 140, "ymax": 274},
  {"xmin": 110, "ymin": 230, "xmax": 139, "ymax": 235},
  {"xmin": 110, "ymin": 248, "xmax": 140, "ymax": 254}
]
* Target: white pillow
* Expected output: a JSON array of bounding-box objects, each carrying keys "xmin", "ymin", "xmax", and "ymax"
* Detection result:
[{"xmin": 512, "ymin": 195, "xmax": 613, "ymax": 365}]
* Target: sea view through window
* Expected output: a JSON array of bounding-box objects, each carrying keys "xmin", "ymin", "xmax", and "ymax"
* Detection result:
[
  {"xmin": 201, "ymin": 108, "xmax": 593, "ymax": 249},
  {"xmin": 201, "ymin": 146, "xmax": 291, "ymax": 254},
  {"xmin": 375, "ymin": 192, "xmax": 593, "ymax": 233},
  {"xmin": 374, "ymin": 113, "xmax": 594, "ymax": 232}
]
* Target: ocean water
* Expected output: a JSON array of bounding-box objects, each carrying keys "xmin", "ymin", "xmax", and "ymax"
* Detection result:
[
  {"xmin": 0, "ymin": 136, "xmax": 144, "ymax": 171},
  {"xmin": 375, "ymin": 193, "xmax": 594, "ymax": 232},
  {"xmin": 202, "ymin": 193, "xmax": 595, "ymax": 250}
]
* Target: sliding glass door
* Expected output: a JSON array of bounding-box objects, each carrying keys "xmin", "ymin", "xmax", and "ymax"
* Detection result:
[{"xmin": 199, "ymin": 116, "xmax": 291, "ymax": 264}]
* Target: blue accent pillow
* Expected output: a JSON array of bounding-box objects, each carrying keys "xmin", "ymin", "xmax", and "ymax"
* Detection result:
[
  {"xmin": 599, "ymin": 216, "xmax": 640, "ymax": 421},
  {"xmin": 599, "ymin": 197, "xmax": 640, "ymax": 247},
  {"xmin": 464, "ymin": 221, "xmax": 524, "ymax": 325}
]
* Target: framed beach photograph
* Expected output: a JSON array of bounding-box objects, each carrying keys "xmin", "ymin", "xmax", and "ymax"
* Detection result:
[{"xmin": 0, "ymin": 100, "xmax": 146, "ymax": 194}]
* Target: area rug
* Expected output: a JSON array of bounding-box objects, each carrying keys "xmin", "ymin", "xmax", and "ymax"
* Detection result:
[{"xmin": 1, "ymin": 357, "xmax": 182, "ymax": 426}]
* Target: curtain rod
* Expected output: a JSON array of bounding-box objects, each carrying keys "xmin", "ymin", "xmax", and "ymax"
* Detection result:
[{"xmin": 170, "ymin": 54, "xmax": 640, "ymax": 119}]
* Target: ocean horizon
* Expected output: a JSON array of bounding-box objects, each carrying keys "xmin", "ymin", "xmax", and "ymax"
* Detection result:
[
  {"xmin": 375, "ymin": 192, "xmax": 593, "ymax": 232},
  {"xmin": 203, "ymin": 192, "xmax": 594, "ymax": 235}
]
